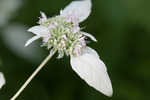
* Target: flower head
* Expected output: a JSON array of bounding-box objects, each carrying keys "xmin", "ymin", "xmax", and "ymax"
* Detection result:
[
  {"xmin": 25, "ymin": 0, "xmax": 96, "ymax": 58},
  {"xmin": 25, "ymin": 0, "xmax": 113, "ymax": 97}
]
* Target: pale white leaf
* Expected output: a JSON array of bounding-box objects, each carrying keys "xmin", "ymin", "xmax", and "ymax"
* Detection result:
[
  {"xmin": 28, "ymin": 26, "xmax": 49, "ymax": 36},
  {"xmin": 61, "ymin": 0, "xmax": 92, "ymax": 22},
  {"xmin": 40, "ymin": 11, "xmax": 47, "ymax": 20},
  {"xmin": 70, "ymin": 47, "xmax": 113, "ymax": 97},
  {"xmin": 81, "ymin": 31, "xmax": 97, "ymax": 42},
  {"xmin": 84, "ymin": 47, "xmax": 99, "ymax": 58},
  {"xmin": 0, "ymin": 72, "xmax": 5, "ymax": 89},
  {"xmin": 25, "ymin": 36, "xmax": 40, "ymax": 47}
]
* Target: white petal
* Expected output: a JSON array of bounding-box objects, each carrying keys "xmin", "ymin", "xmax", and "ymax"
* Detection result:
[
  {"xmin": 28, "ymin": 26, "xmax": 49, "ymax": 36},
  {"xmin": 61, "ymin": 0, "xmax": 92, "ymax": 22},
  {"xmin": 81, "ymin": 31, "xmax": 97, "ymax": 42},
  {"xmin": 0, "ymin": 72, "xmax": 5, "ymax": 89},
  {"xmin": 70, "ymin": 47, "xmax": 113, "ymax": 97},
  {"xmin": 25, "ymin": 36, "xmax": 40, "ymax": 47}
]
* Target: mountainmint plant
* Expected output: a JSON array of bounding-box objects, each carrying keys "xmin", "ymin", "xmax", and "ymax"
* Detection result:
[{"xmin": 11, "ymin": 0, "xmax": 113, "ymax": 100}]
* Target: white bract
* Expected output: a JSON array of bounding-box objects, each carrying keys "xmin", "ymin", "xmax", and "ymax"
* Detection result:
[
  {"xmin": 0, "ymin": 72, "xmax": 5, "ymax": 89},
  {"xmin": 25, "ymin": 0, "xmax": 113, "ymax": 97}
]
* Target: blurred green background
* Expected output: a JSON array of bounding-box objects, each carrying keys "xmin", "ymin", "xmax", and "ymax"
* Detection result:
[{"xmin": 0, "ymin": 0, "xmax": 150, "ymax": 100}]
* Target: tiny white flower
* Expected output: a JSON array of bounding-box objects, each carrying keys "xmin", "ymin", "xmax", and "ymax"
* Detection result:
[
  {"xmin": 0, "ymin": 72, "xmax": 5, "ymax": 89},
  {"xmin": 25, "ymin": 0, "xmax": 113, "ymax": 97}
]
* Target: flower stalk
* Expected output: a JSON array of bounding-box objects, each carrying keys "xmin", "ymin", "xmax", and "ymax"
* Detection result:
[{"xmin": 10, "ymin": 51, "xmax": 56, "ymax": 100}]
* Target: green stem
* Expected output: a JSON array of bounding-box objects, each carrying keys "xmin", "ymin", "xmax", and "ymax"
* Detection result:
[{"xmin": 10, "ymin": 52, "xmax": 55, "ymax": 100}]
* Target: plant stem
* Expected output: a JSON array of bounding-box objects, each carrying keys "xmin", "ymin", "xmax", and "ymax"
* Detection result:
[{"xmin": 10, "ymin": 52, "xmax": 55, "ymax": 100}]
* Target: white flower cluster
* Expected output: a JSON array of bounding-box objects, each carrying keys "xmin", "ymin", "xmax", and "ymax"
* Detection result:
[
  {"xmin": 25, "ymin": 0, "xmax": 113, "ymax": 97},
  {"xmin": 38, "ymin": 13, "xmax": 88, "ymax": 58},
  {"xmin": 25, "ymin": 11, "xmax": 96, "ymax": 58}
]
